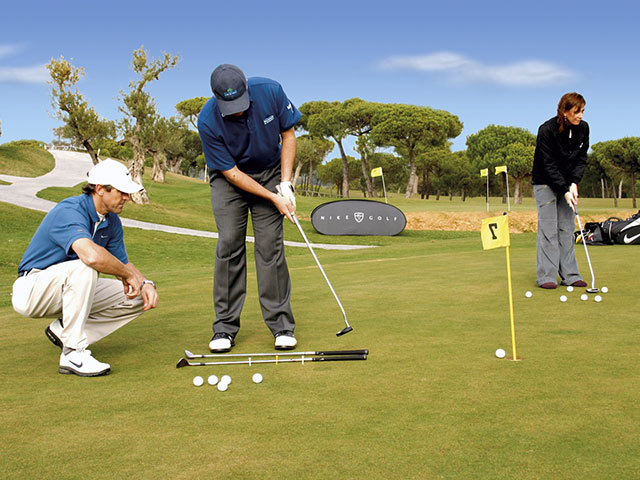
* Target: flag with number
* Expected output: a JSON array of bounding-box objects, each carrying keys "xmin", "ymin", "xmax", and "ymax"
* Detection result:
[
  {"xmin": 495, "ymin": 165, "xmax": 507, "ymax": 175},
  {"xmin": 481, "ymin": 214, "xmax": 510, "ymax": 250},
  {"xmin": 480, "ymin": 168, "xmax": 488, "ymax": 177},
  {"xmin": 371, "ymin": 167, "xmax": 383, "ymax": 178}
]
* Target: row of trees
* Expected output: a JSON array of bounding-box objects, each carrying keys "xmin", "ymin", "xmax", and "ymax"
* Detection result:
[{"xmin": 44, "ymin": 51, "xmax": 640, "ymax": 206}]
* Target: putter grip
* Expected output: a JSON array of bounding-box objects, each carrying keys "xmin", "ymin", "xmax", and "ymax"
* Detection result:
[
  {"xmin": 313, "ymin": 354, "xmax": 367, "ymax": 362},
  {"xmin": 317, "ymin": 349, "xmax": 369, "ymax": 356}
]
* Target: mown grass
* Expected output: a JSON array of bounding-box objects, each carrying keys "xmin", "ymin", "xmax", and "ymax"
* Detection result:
[
  {"xmin": 1, "ymin": 194, "xmax": 638, "ymax": 479},
  {"xmin": 0, "ymin": 145, "xmax": 55, "ymax": 177}
]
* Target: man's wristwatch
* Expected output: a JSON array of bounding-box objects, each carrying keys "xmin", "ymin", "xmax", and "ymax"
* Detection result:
[{"xmin": 141, "ymin": 280, "xmax": 156, "ymax": 289}]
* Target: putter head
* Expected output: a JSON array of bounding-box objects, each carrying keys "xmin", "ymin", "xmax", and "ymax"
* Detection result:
[
  {"xmin": 176, "ymin": 358, "xmax": 189, "ymax": 369},
  {"xmin": 586, "ymin": 288, "xmax": 600, "ymax": 293},
  {"xmin": 336, "ymin": 326, "xmax": 353, "ymax": 337}
]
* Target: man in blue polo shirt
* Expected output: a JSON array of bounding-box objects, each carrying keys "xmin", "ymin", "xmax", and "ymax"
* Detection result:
[
  {"xmin": 198, "ymin": 64, "xmax": 300, "ymax": 352},
  {"xmin": 12, "ymin": 159, "xmax": 159, "ymax": 377}
]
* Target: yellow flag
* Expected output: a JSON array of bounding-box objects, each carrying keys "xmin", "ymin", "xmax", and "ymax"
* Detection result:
[
  {"xmin": 480, "ymin": 168, "xmax": 488, "ymax": 177},
  {"xmin": 495, "ymin": 165, "xmax": 507, "ymax": 174},
  {"xmin": 371, "ymin": 167, "xmax": 383, "ymax": 178},
  {"xmin": 481, "ymin": 214, "xmax": 510, "ymax": 250}
]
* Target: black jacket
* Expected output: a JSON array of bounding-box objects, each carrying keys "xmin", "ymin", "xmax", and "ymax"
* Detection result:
[{"xmin": 531, "ymin": 116, "xmax": 589, "ymax": 197}]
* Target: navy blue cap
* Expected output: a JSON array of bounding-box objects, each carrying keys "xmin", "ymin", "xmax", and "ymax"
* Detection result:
[{"xmin": 210, "ymin": 64, "xmax": 250, "ymax": 116}]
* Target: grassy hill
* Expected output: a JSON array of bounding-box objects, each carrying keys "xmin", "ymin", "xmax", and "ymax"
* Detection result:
[{"xmin": 0, "ymin": 141, "xmax": 54, "ymax": 177}]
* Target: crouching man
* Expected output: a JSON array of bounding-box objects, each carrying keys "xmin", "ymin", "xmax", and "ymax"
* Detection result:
[{"xmin": 12, "ymin": 159, "xmax": 159, "ymax": 377}]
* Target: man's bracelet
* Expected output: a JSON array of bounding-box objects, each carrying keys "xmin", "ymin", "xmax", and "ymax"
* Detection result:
[{"xmin": 141, "ymin": 280, "xmax": 156, "ymax": 289}]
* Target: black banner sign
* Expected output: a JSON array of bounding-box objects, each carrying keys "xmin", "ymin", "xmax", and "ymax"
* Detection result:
[{"xmin": 311, "ymin": 200, "xmax": 406, "ymax": 236}]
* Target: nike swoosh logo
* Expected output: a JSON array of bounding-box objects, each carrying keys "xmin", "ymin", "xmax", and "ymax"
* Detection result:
[
  {"xmin": 623, "ymin": 232, "xmax": 640, "ymax": 244},
  {"xmin": 70, "ymin": 360, "xmax": 83, "ymax": 368},
  {"xmin": 620, "ymin": 217, "xmax": 640, "ymax": 232}
]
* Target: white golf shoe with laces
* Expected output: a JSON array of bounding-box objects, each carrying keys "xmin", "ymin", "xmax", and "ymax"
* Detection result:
[{"xmin": 59, "ymin": 349, "xmax": 111, "ymax": 377}]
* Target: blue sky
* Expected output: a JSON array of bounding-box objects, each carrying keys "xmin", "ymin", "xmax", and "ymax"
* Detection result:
[{"xmin": 1, "ymin": 0, "xmax": 638, "ymax": 155}]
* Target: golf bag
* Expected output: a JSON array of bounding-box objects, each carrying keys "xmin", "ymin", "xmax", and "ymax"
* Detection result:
[{"xmin": 575, "ymin": 210, "xmax": 640, "ymax": 245}]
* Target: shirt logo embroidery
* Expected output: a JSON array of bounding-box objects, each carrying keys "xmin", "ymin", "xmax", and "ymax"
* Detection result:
[{"xmin": 263, "ymin": 115, "xmax": 275, "ymax": 125}]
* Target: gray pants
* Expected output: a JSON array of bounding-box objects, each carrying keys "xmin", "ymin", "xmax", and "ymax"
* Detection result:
[
  {"xmin": 209, "ymin": 165, "xmax": 294, "ymax": 338},
  {"xmin": 534, "ymin": 184, "xmax": 583, "ymax": 286}
]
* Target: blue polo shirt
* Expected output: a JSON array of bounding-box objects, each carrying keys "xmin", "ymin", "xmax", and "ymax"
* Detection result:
[
  {"xmin": 18, "ymin": 194, "xmax": 128, "ymax": 274},
  {"xmin": 198, "ymin": 77, "xmax": 302, "ymax": 173}
]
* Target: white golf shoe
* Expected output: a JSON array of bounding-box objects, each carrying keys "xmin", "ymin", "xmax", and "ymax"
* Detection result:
[
  {"xmin": 209, "ymin": 333, "xmax": 235, "ymax": 353},
  {"xmin": 59, "ymin": 349, "xmax": 111, "ymax": 377},
  {"xmin": 274, "ymin": 331, "xmax": 297, "ymax": 350}
]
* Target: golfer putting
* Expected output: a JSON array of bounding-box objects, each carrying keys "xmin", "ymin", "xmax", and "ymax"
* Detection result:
[
  {"xmin": 532, "ymin": 92, "xmax": 590, "ymax": 290},
  {"xmin": 197, "ymin": 64, "xmax": 301, "ymax": 353}
]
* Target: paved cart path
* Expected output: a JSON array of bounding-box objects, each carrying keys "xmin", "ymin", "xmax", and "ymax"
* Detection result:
[{"xmin": 0, "ymin": 150, "xmax": 372, "ymax": 250}]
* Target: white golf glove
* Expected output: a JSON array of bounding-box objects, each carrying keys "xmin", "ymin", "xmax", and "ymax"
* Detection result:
[{"xmin": 277, "ymin": 181, "xmax": 296, "ymax": 207}]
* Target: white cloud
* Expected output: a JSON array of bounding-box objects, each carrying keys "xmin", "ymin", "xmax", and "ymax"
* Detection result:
[
  {"xmin": 0, "ymin": 44, "xmax": 48, "ymax": 84},
  {"xmin": 379, "ymin": 51, "xmax": 576, "ymax": 87},
  {"xmin": 0, "ymin": 64, "xmax": 49, "ymax": 84},
  {"xmin": 0, "ymin": 43, "xmax": 23, "ymax": 59}
]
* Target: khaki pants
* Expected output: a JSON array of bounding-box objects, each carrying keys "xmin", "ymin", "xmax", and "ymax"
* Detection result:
[{"xmin": 12, "ymin": 260, "xmax": 145, "ymax": 350}]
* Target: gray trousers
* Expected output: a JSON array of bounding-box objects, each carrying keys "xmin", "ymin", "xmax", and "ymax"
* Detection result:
[
  {"xmin": 534, "ymin": 184, "xmax": 583, "ymax": 286},
  {"xmin": 209, "ymin": 165, "xmax": 295, "ymax": 338}
]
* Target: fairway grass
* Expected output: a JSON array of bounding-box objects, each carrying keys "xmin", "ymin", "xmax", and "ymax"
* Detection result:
[{"xmin": 1, "ymin": 199, "xmax": 638, "ymax": 479}]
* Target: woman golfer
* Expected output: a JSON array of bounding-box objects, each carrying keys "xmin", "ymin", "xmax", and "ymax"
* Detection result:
[{"xmin": 531, "ymin": 92, "xmax": 589, "ymax": 289}]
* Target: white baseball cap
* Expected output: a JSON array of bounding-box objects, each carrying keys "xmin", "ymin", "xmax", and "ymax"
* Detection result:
[{"xmin": 87, "ymin": 159, "xmax": 143, "ymax": 194}]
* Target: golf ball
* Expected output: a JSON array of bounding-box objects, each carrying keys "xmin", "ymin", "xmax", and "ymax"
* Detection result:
[
  {"xmin": 560, "ymin": 295, "xmax": 568, "ymax": 302},
  {"xmin": 580, "ymin": 294, "xmax": 588, "ymax": 301},
  {"xmin": 252, "ymin": 373, "xmax": 263, "ymax": 384},
  {"xmin": 207, "ymin": 375, "xmax": 219, "ymax": 386},
  {"xmin": 495, "ymin": 348, "xmax": 506, "ymax": 358},
  {"xmin": 221, "ymin": 374, "xmax": 232, "ymax": 384},
  {"xmin": 193, "ymin": 376, "xmax": 204, "ymax": 387},
  {"xmin": 217, "ymin": 382, "xmax": 228, "ymax": 392},
  {"xmin": 566, "ymin": 286, "xmax": 574, "ymax": 292},
  {"xmin": 525, "ymin": 291, "xmax": 533, "ymax": 298},
  {"xmin": 594, "ymin": 295, "xmax": 602, "ymax": 302},
  {"xmin": 601, "ymin": 286, "xmax": 608, "ymax": 293}
]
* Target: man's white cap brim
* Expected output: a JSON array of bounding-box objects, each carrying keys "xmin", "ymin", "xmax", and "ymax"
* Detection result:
[{"xmin": 87, "ymin": 159, "xmax": 143, "ymax": 194}]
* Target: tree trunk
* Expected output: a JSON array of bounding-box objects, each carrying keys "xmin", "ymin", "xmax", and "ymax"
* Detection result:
[
  {"xmin": 82, "ymin": 140, "xmax": 100, "ymax": 165},
  {"xmin": 336, "ymin": 139, "xmax": 349, "ymax": 198},
  {"xmin": 461, "ymin": 187, "xmax": 466, "ymax": 202},
  {"xmin": 501, "ymin": 174, "xmax": 507, "ymax": 204},
  {"xmin": 292, "ymin": 162, "xmax": 303, "ymax": 190},
  {"xmin": 128, "ymin": 133, "xmax": 149, "ymax": 204},
  {"xmin": 632, "ymin": 172, "xmax": 637, "ymax": 208},
  {"xmin": 360, "ymin": 156, "xmax": 375, "ymax": 198},
  {"xmin": 151, "ymin": 151, "xmax": 166, "ymax": 183},
  {"xmin": 601, "ymin": 178, "xmax": 605, "ymax": 199},
  {"xmin": 514, "ymin": 178, "xmax": 522, "ymax": 204},
  {"xmin": 405, "ymin": 150, "xmax": 417, "ymax": 199}
]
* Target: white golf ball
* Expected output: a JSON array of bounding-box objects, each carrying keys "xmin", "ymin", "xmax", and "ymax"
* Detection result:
[
  {"xmin": 601, "ymin": 286, "xmax": 608, "ymax": 293},
  {"xmin": 566, "ymin": 286, "xmax": 574, "ymax": 292},
  {"xmin": 525, "ymin": 291, "xmax": 532, "ymax": 298},
  {"xmin": 495, "ymin": 348, "xmax": 506, "ymax": 359},
  {"xmin": 192, "ymin": 376, "xmax": 204, "ymax": 387},
  {"xmin": 560, "ymin": 295, "xmax": 568, "ymax": 302},
  {"xmin": 252, "ymin": 373, "xmax": 263, "ymax": 384},
  {"xmin": 594, "ymin": 295, "xmax": 602, "ymax": 302},
  {"xmin": 207, "ymin": 375, "xmax": 219, "ymax": 386},
  {"xmin": 580, "ymin": 294, "xmax": 588, "ymax": 301},
  {"xmin": 217, "ymin": 382, "xmax": 228, "ymax": 392},
  {"xmin": 221, "ymin": 374, "xmax": 232, "ymax": 384}
]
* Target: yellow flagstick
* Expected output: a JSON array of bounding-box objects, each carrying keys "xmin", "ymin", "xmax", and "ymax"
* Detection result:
[
  {"xmin": 481, "ymin": 213, "xmax": 519, "ymax": 361},
  {"xmin": 504, "ymin": 244, "xmax": 518, "ymax": 361}
]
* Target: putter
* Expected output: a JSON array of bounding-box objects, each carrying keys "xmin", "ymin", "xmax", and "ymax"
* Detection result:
[
  {"xmin": 184, "ymin": 349, "xmax": 368, "ymax": 359},
  {"xmin": 291, "ymin": 213, "xmax": 353, "ymax": 336},
  {"xmin": 574, "ymin": 207, "xmax": 599, "ymax": 293},
  {"xmin": 176, "ymin": 354, "xmax": 367, "ymax": 368}
]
